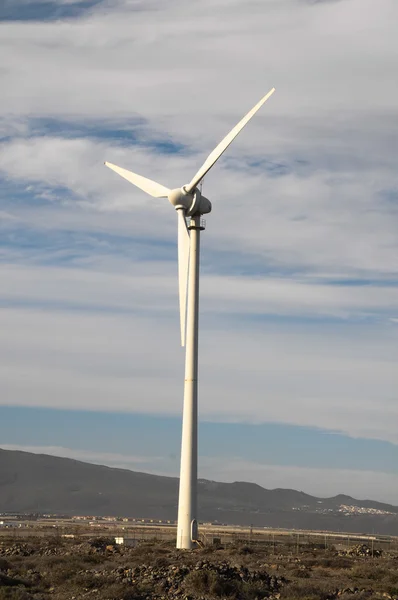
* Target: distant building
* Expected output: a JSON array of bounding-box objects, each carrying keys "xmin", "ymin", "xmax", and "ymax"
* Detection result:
[{"xmin": 114, "ymin": 536, "xmax": 138, "ymax": 547}]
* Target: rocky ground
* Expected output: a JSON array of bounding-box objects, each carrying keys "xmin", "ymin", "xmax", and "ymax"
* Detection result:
[{"xmin": 0, "ymin": 536, "xmax": 397, "ymax": 600}]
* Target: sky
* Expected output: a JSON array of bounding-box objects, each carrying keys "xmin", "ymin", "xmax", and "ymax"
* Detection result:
[{"xmin": 0, "ymin": 0, "xmax": 397, "ymax": 505}]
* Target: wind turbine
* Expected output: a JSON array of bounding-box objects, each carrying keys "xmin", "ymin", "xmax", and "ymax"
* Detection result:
[{"xmin": 105, "ymin": 87, "xmax": 275, "ymax": 549}]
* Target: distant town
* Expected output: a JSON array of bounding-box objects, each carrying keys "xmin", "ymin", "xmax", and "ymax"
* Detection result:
[
  {"xmin": 292, "ymin": 503, "xmax": 395, "ymax": 517},
  {"xmin": 0, "ymin": 502, "xmax": 395, "ymax": 530}
]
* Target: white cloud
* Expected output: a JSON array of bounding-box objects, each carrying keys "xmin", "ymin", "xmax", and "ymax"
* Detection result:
[
  {"xmin": 0, "ymin": 305, "xmax": 396, "ymax": 445},
  {"xmin": 0, "ymin": 0, "xmax": 398, "ymax": 471},
  {"xmin": 1, "ymin": 133, "xmax": 398, "ymax": 278},
  {"xmin": 1, "ymin": 0, "xmax": 398, "ymax": 120},
  {"xmin": 1, "ymin": 261, "xmax": 398, "ymax": 319}
]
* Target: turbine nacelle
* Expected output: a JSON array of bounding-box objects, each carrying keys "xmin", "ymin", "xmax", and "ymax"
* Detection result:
[{"xmin": 168, "ymin": 187, "xmax": 212, "ymax": 216}]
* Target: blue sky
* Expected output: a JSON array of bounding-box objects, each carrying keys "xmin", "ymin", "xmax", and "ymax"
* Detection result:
[{"xmin": 0, "ymin": 0, "xmax": 397, "ymax": 504}]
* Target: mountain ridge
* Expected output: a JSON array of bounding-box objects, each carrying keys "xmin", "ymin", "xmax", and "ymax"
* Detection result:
[{"xmin": 1, "ymin": 448, "xmax": 397, "ymax": 535}]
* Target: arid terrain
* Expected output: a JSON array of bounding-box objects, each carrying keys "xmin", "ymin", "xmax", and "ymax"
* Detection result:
[{"xmin": 1, "ymin": 534, "xmax": 398, "ymax": 600}]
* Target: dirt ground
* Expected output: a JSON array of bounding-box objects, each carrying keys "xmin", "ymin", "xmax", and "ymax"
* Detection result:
[{"xmin": 0, "ymin": 535, "xmax": 397, "ymax": 600}]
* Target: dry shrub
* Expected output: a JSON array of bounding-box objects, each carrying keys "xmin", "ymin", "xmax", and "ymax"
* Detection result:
[
  {"xmin": 318, "ymin": 557, "xmax": 353, "ymax": 569},
  {"xmin": 40, "ymin": 551, "xmax": 107, "ymax": 586},
  {"xmin": 350, "ymin": 562, "xmax": 398, "ymax": 597},
  {"xmin": 183, "ymin": 569, "xmax": 218, "ymax": 595},
  {"xmin": 183, "ymin": 569, "xmax": 238, "ymax": 598},
  {"xmin": 386, "ymin": 585, "xmax": 398, "ymax": 598},
  {"xmin": 338, "ymin": 593, "xmax": 374, "ymax": 600},
  {"xmin": 71, "ymin": 571, "xmax": 105, "ymax": 589},
  {"xmin": 88, "ymin": 537, "xmax": 115, "ymax": 549},
  {"xmin": 197, "ymin": 545, "xmax": 216, "ymax": 555},
  {"xmin": 238, "ymin": 545, "xmax": 253, "ymax": 555},
  {"xmin": 312, "ymin": 567, "xmax": 332, "ymax": 578},
  {"xmin": 183, "ymin": 569, "xmax": 273, "ymax": 600},
  {"xmin": 46, "ymin": 555, "xmax": 86, "ymax": 584},
  {"xmin": 240, "ymin": 581, "xmax": 276, "ymax": 600},
  {"xmin": 0, "ymin": 574, "xmax": 28, "ymax": 588},
  {"xmin": 300, "ymin": 558, "xmax": 318, "ymax": 568},
  {"xmin": 37, "ymin": 555, "xmax": 64, "ymax": 567},
  {"xmin": 0, "ymin": 590, "xmax": 34, "ymax": 600},
  {"xmin": 290, "ymin": 567, "xmax": 311, "ymax": 578},
  {"xmin": 80, "ymin": 553, "xmax": 105, "ymax": 565},
  {"xmin": 387, "ymin": 570, "xmax": 398, "ymax": 585},
  {"xmin": 152, "ymin": 556, "xmax": 171, "ymax": 569},
  {"xmin": 351, "ymin": 564, "xmax": 389, "ymax": 582},
  {"xmin": 94, "ymin": 584, "xmax": 146, "ymax": 600},
  {"xmin": 0, "ymin": 558, "xmax": 10, "ymax": 571},
  {"xmin": 128, "ymin": 542, "xmax": 171, "ymax": 563},
  {"xmin": 280, "ymin": 580, "xmax": 332, "ymax": 600}
]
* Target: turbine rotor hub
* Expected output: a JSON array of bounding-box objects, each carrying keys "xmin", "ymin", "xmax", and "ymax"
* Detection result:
[
  {"xmin": 168, "ymin": 187, "xmax": 211, "ymax": 216},
  {"xmin": 168, "ymin": 188, "xmax": 192, "ymax": 211}
]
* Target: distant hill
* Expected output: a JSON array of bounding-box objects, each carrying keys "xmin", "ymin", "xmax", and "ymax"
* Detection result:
[{"xmin": 1, "ymin": 448, "xmax": 397, "ymax": 535}]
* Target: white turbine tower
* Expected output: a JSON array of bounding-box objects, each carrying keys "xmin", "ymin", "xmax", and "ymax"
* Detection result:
[{"xmin": 105, "ymin": 87, "xmax": 275, "ymax": 549}]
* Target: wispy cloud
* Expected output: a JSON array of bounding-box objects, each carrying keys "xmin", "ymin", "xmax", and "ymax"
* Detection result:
[
  {"xmin": 0, "ymin": 0, "xmax": 397, "ymax": 503},
  {"xmin": 0, "ymin": 305, "xmax": 396, "ymax": 445}
]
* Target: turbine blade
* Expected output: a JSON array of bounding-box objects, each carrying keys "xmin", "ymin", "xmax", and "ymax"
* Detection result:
[
  {"xmin": 105, "ymin": 161, "xmax": 170, "ymax": 198},
  {"xmin": 185, "ymin": 88, "xmax": 275, "ymax": 193},
  {"xmin": 177, "ymin": 209, "xmax": 190, "ymax": 347}
]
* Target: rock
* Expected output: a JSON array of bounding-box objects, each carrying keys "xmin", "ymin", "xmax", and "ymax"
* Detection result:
[{"xmin": 339, "ymin": 544, "xmax": 383, "ymax": 558}]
